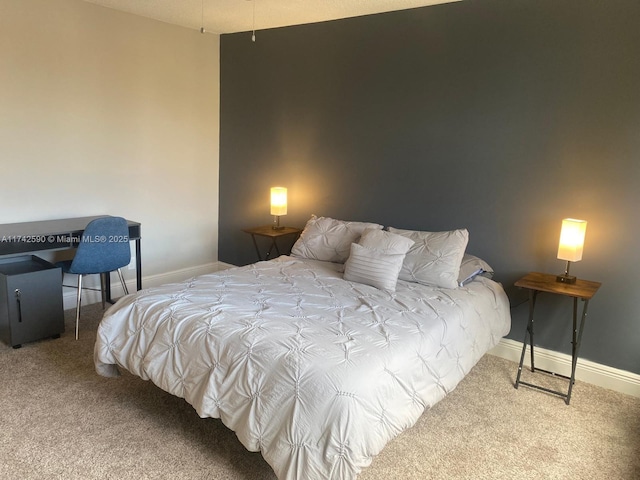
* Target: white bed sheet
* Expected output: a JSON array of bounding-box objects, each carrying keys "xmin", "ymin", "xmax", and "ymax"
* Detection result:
[{"xmin": 95, "ymin": 256, "xmax": 510, "ymax": 480}]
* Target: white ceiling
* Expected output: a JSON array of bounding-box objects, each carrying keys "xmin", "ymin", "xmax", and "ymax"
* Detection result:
[{"xmin": 80, "ymin": 0, "xmax": 460, "ymax": 34}]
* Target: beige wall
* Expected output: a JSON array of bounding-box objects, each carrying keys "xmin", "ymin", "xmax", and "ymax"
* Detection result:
[{"xmin": 0, "ymin": 0, "xmax": 220, "ymax": 283}]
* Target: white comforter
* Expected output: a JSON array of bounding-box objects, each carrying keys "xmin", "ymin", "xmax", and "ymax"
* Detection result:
[{"xmin": 95, "ymin": 256, "xmax": 510, "ymax": 479}]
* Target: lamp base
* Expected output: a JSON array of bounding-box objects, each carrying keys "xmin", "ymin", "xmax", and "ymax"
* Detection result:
[
  {"xmin": 556, "ymin": 274, "xmax": 577, "ymax": 284},
  {"xmin": 272, "ymin": 214, "xmax": 284, "ymax": 230}
]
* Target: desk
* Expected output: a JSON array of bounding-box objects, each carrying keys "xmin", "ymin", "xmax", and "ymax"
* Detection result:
[
  {"xmin": 514, "ymin": 272, "xmax": 601, "ymax": 405},
  {"xmin": 0, "ymin": 216, "xmax": 142, "ymax": 302}
]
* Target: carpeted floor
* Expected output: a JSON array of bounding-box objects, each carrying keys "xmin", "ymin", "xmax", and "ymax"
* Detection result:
[{"xmin": 1, "ymin": 304, "xmax": 639, "ymax": 479}]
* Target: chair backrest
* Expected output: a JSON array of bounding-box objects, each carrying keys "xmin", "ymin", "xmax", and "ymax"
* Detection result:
[{"xmin": 68, "ymin": 216, "xmax": 132, "ymax": 274}]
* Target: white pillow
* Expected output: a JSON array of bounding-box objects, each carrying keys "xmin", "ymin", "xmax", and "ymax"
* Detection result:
[
  {"xmin": 458, "ymin": 254, "xmax": 494, "ymax": 286},
  {"xmin": 358, "ymin": 228, "xmax": 415, "ymax": 254},
  {"xmin": 388, "ymin": 227, "xmax": 469, "ymax": 289},
  {"xmin": 343, "ymin": 243, "xmax": 407, "ymax": 292},
  {"xmin": 291, "ymin": 215, "xmax": 383, "ymax": 264}
]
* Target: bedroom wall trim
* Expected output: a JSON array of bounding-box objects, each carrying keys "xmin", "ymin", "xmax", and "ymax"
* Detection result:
[
  {"xmin": 61, "ymin": 262, "xmax": 225, "ymax": 310},
  {"xmin": 489, "ymin": 338, "xmax": 640, "ymax": 399}
]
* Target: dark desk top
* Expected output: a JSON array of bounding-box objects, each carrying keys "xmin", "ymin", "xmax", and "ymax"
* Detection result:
[
  {"xmin": 0, "ymin": 216, "xmax": 140, "ymax": 236},
  {"xmin": 0, "ymin": 216, "xmax": 140, "ymax": 256}
]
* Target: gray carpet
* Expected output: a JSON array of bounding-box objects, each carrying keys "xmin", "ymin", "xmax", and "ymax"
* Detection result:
[{"xmin": 1, "ymin": 304, "xmax": 639, "ymax": 479}]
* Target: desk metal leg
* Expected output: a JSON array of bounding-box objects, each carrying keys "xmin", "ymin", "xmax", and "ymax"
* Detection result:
[
  {"xmin": 105, "ymin": 273, "xmax": 112, "ymax": 304},
  {"xmin": 105, "ymin": 238, "xmax": 142, "ymax": 304},
  {"xmin": 135, "ymin": 237, "xmax": 142, "ymax": 291}
]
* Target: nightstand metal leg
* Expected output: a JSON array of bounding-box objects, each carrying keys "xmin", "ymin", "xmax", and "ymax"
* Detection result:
[
  {"xmin": 513, "ymin": 272, "xmax": 600, "ymax": 405},
  {"xmin": 243, "ymin": 226, "xmax": 302, "ymax": 263},
  {"xmin": 265, "ymin": 238, "xmax": 281, "ymax": 260},
  {"xmin": 529, "ymin": 290, "xmax": 536, "ymax": 372},
  {"xmin": 249, "ymin": 234, "xmax": 263, "ymax": 261},
  {"xmin": 566, "ymin": 298, "xmax": 590, "ymax": 405},
  {"xmin": 515, "ymin": 290, "xmax": 538, "ymax": 389},
  {"xmin": 514, "ymin": 293, "xmax": 591, "ymax": 405}
]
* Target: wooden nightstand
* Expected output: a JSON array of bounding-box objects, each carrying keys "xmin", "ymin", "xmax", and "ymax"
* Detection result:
[
  {"xmin": 243, "ymin": 226, "xmax": 302, "ymax": 262},
  {"xmin": 514, "ymin": 272, "xmax": 601, "ymax": 405}
]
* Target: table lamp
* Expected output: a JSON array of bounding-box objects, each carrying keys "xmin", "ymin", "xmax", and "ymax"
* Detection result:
[
  {"xmin": 270, "ymin": 187, "xmax": 287, "ymax": 230},
  {"xmin": 556, "ymin": 218, "xmax": 587, "ymax": 284}
]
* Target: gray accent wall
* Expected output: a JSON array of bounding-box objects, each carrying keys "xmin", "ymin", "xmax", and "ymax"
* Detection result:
[{"xmin": 219, "ymin": 0, "xmax": 640, "ymax": 374}]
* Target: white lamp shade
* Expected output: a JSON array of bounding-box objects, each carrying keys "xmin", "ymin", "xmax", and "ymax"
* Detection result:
[
  {"xmin": 270, "ymin": 187, "xmax": 287, "ymax": 216},
  {"xmin": 557, "ymin": 218, "xmax": 587, "ymax": 262}
]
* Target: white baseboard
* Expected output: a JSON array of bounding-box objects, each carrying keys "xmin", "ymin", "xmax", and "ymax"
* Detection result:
[
  {"xmin": 489, "ymin": 338, "xmax": 640, "ymax": 398},
  {"xmin": 62, "ymin": 261, "xmax": 227, "ymax": 310},
  {"xmin": 217, "ymin": 261, "xmax": 236, "ymax": 271}
]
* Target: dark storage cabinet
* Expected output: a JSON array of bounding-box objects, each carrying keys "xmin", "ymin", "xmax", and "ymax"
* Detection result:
[{"xmin": 0, "ymin": 256, "xmax": 64, "ymax": 348}]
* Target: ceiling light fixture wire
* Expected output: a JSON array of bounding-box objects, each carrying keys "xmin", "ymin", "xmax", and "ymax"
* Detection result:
[
  {"xmin": 200, "ymin": 0, "xmax": 205, "ymax": 33},
  {"xmin": 251, "ymin": 0, "xmax": 256, "ymax": 42}
]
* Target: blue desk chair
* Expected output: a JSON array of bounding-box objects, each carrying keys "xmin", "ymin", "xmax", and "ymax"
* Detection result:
[{"xmin": 57, "ymin": 216, "xmax": 131, "ymax": 339}]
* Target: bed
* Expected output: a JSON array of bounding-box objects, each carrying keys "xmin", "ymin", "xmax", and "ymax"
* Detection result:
[{"xmin": 94, "ymin": 216, "xmax": 511, "ymax": 480}]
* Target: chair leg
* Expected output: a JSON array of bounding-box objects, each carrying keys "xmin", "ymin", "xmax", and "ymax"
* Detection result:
[
  {"xmin": 75, "ymin": 274, "xmax": 83, "ymax": 340},
  {"xmin": 116, "ymin": 268, "xmax": 129, "ymax": 295}
]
